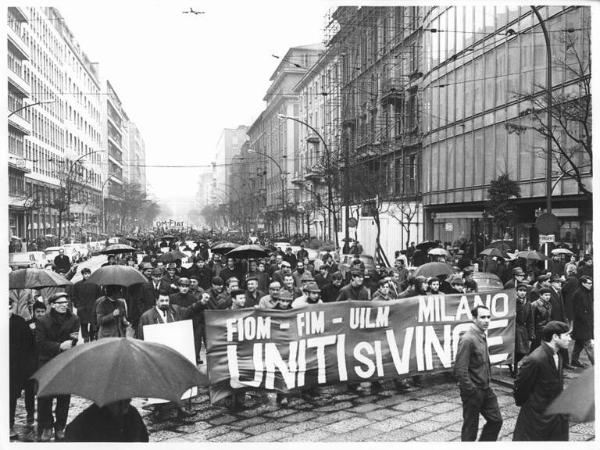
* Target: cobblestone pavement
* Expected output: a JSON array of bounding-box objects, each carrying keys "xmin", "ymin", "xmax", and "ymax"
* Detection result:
[{"xmin": 12, "ymin": 367, "xmax": 595, "ymax": 442}]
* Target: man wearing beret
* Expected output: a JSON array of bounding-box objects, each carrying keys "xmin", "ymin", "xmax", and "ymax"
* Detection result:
[
  {"xmin": 530, "ymin": 287, "xmax": 553, "ymax": 352},
  {"xmin": 36, "ymin": 292, "xmax": 80, "ymax": 441},
  {"xmin": 170, "ymin": 278, "xmax": 206, "ymax": 364},
  {"xmin": 160, "ymin": 263, "xmax": 180, "ymax": 295},
  {"xmin": 513, "ymin": 321, "xmax": 571, "ymax": 440},
  {"xmin": 244, "ymin": 276, "xmax": 264, "ymax": 308}
]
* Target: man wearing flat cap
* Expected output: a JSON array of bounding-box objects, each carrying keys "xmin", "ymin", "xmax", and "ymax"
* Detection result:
[
  {"xmin": 504, "ymin": 267, "xmax": 527, "ymax": 290},
  {"xmin": 513, "ymin": 321, "xmax": 571, "ymax": 440},
  {"xmin": 530, "ymin": 287, "xmax": 553, "ymax": 352},
  {"xmin": 36, "ymin": 292, "xmax": 80, "ymax": 441},
  {"xmin": 170, "ymin": 278, "xmax": 206, "ymax": 363}
]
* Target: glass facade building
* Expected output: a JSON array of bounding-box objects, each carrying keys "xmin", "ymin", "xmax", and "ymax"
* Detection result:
[{"xmin": 420, "ymin": 6, "xmax": 591, "ymax": 253}]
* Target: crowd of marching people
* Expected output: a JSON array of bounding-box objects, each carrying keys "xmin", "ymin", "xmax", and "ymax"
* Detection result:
[{"xmin": 8, "ymin": 233, "xmax": 594, "ymax": 442}]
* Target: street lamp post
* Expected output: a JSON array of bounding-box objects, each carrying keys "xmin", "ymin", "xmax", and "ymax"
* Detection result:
[
  {"xmin": 8, "ymin": 98, "xmax": 56, "ymax": 118},
  {"xmin": 277, "ymin": 114, "xmax": 340, "ymax": 249},
  {"xmin": 530, "ymin": 6, "xmax": 553, "ymax": 216},
  {"xmin": 248, "ymin": 148, "xmax": 287, "ymax": 236}
]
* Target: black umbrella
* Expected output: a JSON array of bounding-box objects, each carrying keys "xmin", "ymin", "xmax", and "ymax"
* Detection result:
[
  {"xmin": 161, "ymin": 235, "xmax": 176, "ymax": 240},
  {"xmin": 412, "ymin": 262, "xmax": 453, "ymax": 278},
  {"xmin": 9, "ymin": 269, "xmax": 72, "ymax": 290},
  {"xmin": 416, "ymin": 240, "xmax": 438, "ymax": 251},
  {"xmin": 485, "ymin": 241, "xmax": 514, "ymax": 252},
  {"xmin": 546, "ymin": 366, "xmax": 594, "ymax": 422},
  {"xmin": 87, "ymin": 266, "xmax": 147, "ymax": 287},
  {"xmin": 479, "ymin": 248, "xmax": 507, "ymax": 258},
  {"xmin": 211, "ymin": 242, "xmax": 240, "ymax": 254},
  {"xmin": 226, "ymin": 244, "xmax": 268, "ymax": 259},
  {"xmin": 124, "ymin": 236, "xmax": 140, "ymax": 243},
  {"xmin": 158, "ymin": 250, "xmax": 188, "ymax": 263},
  {"xmin": 100, "ymin": 244, "xmax": 136, "ymax": 255}
]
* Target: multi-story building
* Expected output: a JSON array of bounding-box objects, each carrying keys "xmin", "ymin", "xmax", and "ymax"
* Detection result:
[
  {"xmin": 7, "ymin": 7, "xmax": 32, "ymax": 241},
  {"xmin": 322, "ymin": 7, "xmax": 425, "ymax": 260},
  {"xmin": 102, "ymin": 80, "xmax": 127, "ymax": 234},
  {"xmin": 19, "ymin": 7, "xmax": 103, "ymax": 245},
  {"xmin": 246, "ymin": 44, "xmax": 324, "ymax": 235},
  {"xmin": 292, "ymin": 48, "xmax": 342, "ymax": 243},
  {"xmin": 125, "ymin": 121, "xmax": 146, "ymax": 193},
  {"xmin": 214, "ymin": 125, "xmax": 249, "ymax": 205},
  {"xmin": 420, "ymin": 6, "xmax": 592, "ymax": 253}
]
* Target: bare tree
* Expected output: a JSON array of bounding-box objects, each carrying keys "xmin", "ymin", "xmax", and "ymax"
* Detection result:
[{"xmin": 506, "ymin": 30, "xmax": 591, "ymax": 197}]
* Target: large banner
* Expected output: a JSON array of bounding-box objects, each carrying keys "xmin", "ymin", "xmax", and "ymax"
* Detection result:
[{"xmin": 205, "ymin": 291, "xmax": 515, "ymax": 403}]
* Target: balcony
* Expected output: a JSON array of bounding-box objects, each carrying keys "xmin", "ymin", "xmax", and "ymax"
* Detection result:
[
  {"xmin": 8, "ymin": 113, "xmax": 32, "ymax": 135},
  {"xmin": 8, "ymin": 68, "xmax": 31, "ymax": 97},
  {"xmin": 381, "ymin": 78, "xmax": 405, "ymax": 105},
  {"xmin": 7, "ymin": 26, "xmax": 29, "ymax": 60},
  {"xmin": 304, "ymin": 162, "xmax": 326, "ymax": 183},
  {"xmin": 107, "ymin": 132, "xmax": 122, "ymax": 149}
]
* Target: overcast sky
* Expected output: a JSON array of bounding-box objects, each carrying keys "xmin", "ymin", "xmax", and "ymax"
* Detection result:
[{"xmin": 43, "ymin": 0, "xmax": 334, "ymax": 216}]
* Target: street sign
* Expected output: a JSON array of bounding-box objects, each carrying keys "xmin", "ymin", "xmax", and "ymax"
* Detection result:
[
  {"xmin": 445, "ymin": 222, "xmax": 453, "ymax": 232},
  {"xmin": 347, "ymin": 218, "xmax": 358, "ymax": 228},
  {"xmin": 539, "ymin": 234, "xmax": 555, "ymax": 244},
  {"xmin": 535, "ymin": 213, "xmax": 559, "ymax": 234}
]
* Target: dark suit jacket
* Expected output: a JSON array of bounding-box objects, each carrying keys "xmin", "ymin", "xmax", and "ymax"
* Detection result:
[
  {"xmin": 513, "ymin": 342, "xmax": 568, "ymax": 440},
  {"xmin": 137, "ymin": 304, "xmax": 195, "ymax": 340},
  {"xmin": 36, "ymin": 309, "xmax": 80, "ymax": 367}
]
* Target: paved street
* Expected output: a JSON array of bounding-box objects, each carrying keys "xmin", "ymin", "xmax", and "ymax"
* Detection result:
[{"xmin": 13, "ymin": 368, "xmax": 594, "ymax": 442}]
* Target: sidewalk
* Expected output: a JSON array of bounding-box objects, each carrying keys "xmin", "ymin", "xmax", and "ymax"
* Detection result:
[{"xmin": 12, "ymin": 368, "xmax": 595, "ymax": 442}]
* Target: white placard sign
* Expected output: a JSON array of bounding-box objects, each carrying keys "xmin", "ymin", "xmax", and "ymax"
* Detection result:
[{"xmin": 142, "ymin": 319, "xmax": 198, "ymax": 404}]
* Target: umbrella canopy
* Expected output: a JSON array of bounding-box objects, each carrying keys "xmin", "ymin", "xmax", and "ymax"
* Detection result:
[
  {"xmin": 211, "ymin": 242, "xmax": 240, "ymax": 254},
  {"xmin": 158, "ymin": 250, "xmax": 188, "ymax": 263},
  {"xmin": 226, "ymin": 244, "xmax": 269, "ymax": 259},
  {"xmin": 124, "ymin": 236, "xmax": 140, "ymax": 243},
  {"xmin": 412, "ymin": 262, "xmax": 453, "ymax": 278},
  {"xmin": 9, "ymin": 269, "xmax": 72, "ymax": 290},
  {"xmin": 100, "ymin": 244, "xmax": 136, "ymax": 255},
  {"xmin": 479, "ymin": 248, "xmax": 507, "ymax": 258},
  {"xmin": 486, "ymin": 240, "xmax": 514, "ymax": 252},
  {"xmin": 161, "ymin": 235, "xmax": 176, "ymax": 240},
  {"xmin": 87, "ymin": 265, "xmax": 148, "ymax": 287},
  {"xmin": 428, "ymin": 247, "xmax": 449, "ymax": 256},
  {"xmin": 546, "ymin": 367, "xmax": 594, "ymax": 422},
  {"xmin": 416, "ymin": 240, "xmax": 438, "ymax": 251},
  {"xmin": 551, "ymin": 248, "xmax": 574, "ymax": 256},
  {"xmin": 516, "ymin": 250, "xmax": 548, "ymax": 261},
  {"xmin": 31, "ymin": 337, "xmax": 208, "ymax": 407}
]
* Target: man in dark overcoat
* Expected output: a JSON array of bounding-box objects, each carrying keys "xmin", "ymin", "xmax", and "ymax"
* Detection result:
[
  {"xmin": 71, "ymin": 268, "xmax": 101, "ymax": 342},
  {"xmin": 570, "ymin": 275, "xmax": 594, "ymax": 367},
  {"xmin": 36, "ymin": 292, "xmax": 80, "ymax": 441},
  {"xmin": 513, "ymin": 321, "xmax": 571, "ymax": 441}
]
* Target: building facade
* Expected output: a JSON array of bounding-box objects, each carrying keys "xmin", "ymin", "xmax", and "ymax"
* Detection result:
[
  {"xmin": 6, "ymin": 7, "xmax": 146, "ymax": 247},
  {"xmin": 125, "ymin": 121, "xmax": 147, "ymax": 193},
  {"xmin": 214, "ymin": 125, "xmax": 249, "ymax": 206},
  {"xmin": 420, "ymin": 6, "xmax": 592, "ymax": 253},
  {"xmin": 7, "ymin": 7, "xmax": 32, "ymax": 241},
  {"xmin": 246, "ymin": 44, "xmax": 324, "ymax": 236}
]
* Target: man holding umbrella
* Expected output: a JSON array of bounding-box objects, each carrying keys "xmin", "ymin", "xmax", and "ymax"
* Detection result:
[{"xmin": 36, "ymin": 292, "xmax": 80, "ymax": 441}]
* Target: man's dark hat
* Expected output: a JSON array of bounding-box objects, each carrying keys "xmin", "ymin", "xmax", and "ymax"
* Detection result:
[
  {"xmin": 538, "ymin": 287, "xmax": 552, "ymax": 295},
  {"xmin": 542, "ymin": 320, "xmax": 570, "ymax": 337},
  {"xmin": 48, "ymin": 292, "xmax": 68, "ymax": 304},
  {"xmin": 516, "ymin": 283, "xmax": 529, "ymax": 290},
  {"xmin": 212, "ymin": 276, "xmax": 224, "ymax": 286},
  {"xmin": 246, "ymin": 275, "xmax": 258, "ymax": 283},
  {"xmin": 512, "ymin": 267, "xmax": 525, "ymax": 276}
]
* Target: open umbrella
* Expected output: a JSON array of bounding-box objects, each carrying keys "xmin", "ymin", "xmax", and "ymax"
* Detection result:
[
  {"xmin": 31, "ymin": 337, "xmax": 208, "ymax": 407},
  {"xmin": 416, "ymin": 240, "xmax": 438, "ymax": 251},
  {"xmin": 211, "ymin": 242, "xmax": 240, "ymax": 254},
  {"xmin": 161, "ymin": 235, "xmax": 176, "ymax": 240},
  {"xmin": 428, "ymin": 248, "xmax": 450, "ymax": 256},
  {"xmin": 87, "ymin": 265, "xmax": 147, "ymax": 287},
  {"xmin": 479, "ymin": 248, "xmax": 507, "ymax": 258},
  {"xmin": 9, "ymin": 269, "xmax": 72, "ymax": 290},
  {"xmin": 551, "ymin": 248, "xmax": 574, "ymax": 256},
  {"xmin": 124, "ymin": 236, "xmax": 140, "ymax": 243},
  {"xmin": 100, "ymin": 244, "xmax": 136, "ymax": 255},
  {"xmin": 486, "ymin": 240, "xmax": 514, "ymax": 252},
  {"xmin": 226, "ymin": 244, "xmax": 268, "ymax": 259},
  {"xmin": 412, "ymin": 262, "xmax": 453, "ymax": 278},
  {"xmin": 546, "ymin": 366, "xmax": 594, "ymax": 422},
  {"xmin": 158, "ymin": 250, "xmax": 188, "ymax": 263},
  {"xmin": 516, "ymin": 250, "xmax": 548, "ymax": 261}
]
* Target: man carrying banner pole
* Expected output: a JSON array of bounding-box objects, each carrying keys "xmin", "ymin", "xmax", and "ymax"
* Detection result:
[{"xmin": 454, "ymin": 305, "xmax": 503, "ymax": 441}]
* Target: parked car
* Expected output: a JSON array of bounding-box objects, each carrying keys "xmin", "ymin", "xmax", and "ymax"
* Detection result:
[
  {"xmin": 75, "ymin": 243, "xmax": 90, "ymax": 260},
  {"xmin": 472, "ymin": 272, "xmax": 504, "ymax": 292},
  {"xmin": 9, "ymin": 252, "xmax": 38, "ymax": 270},
  {"xmin": 29, "ymin": 251, "xmax": 50, "ymax": 269},
  {"xmin": 339, "ymin": 254, "xmax": 376, "ymax": 278}
]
